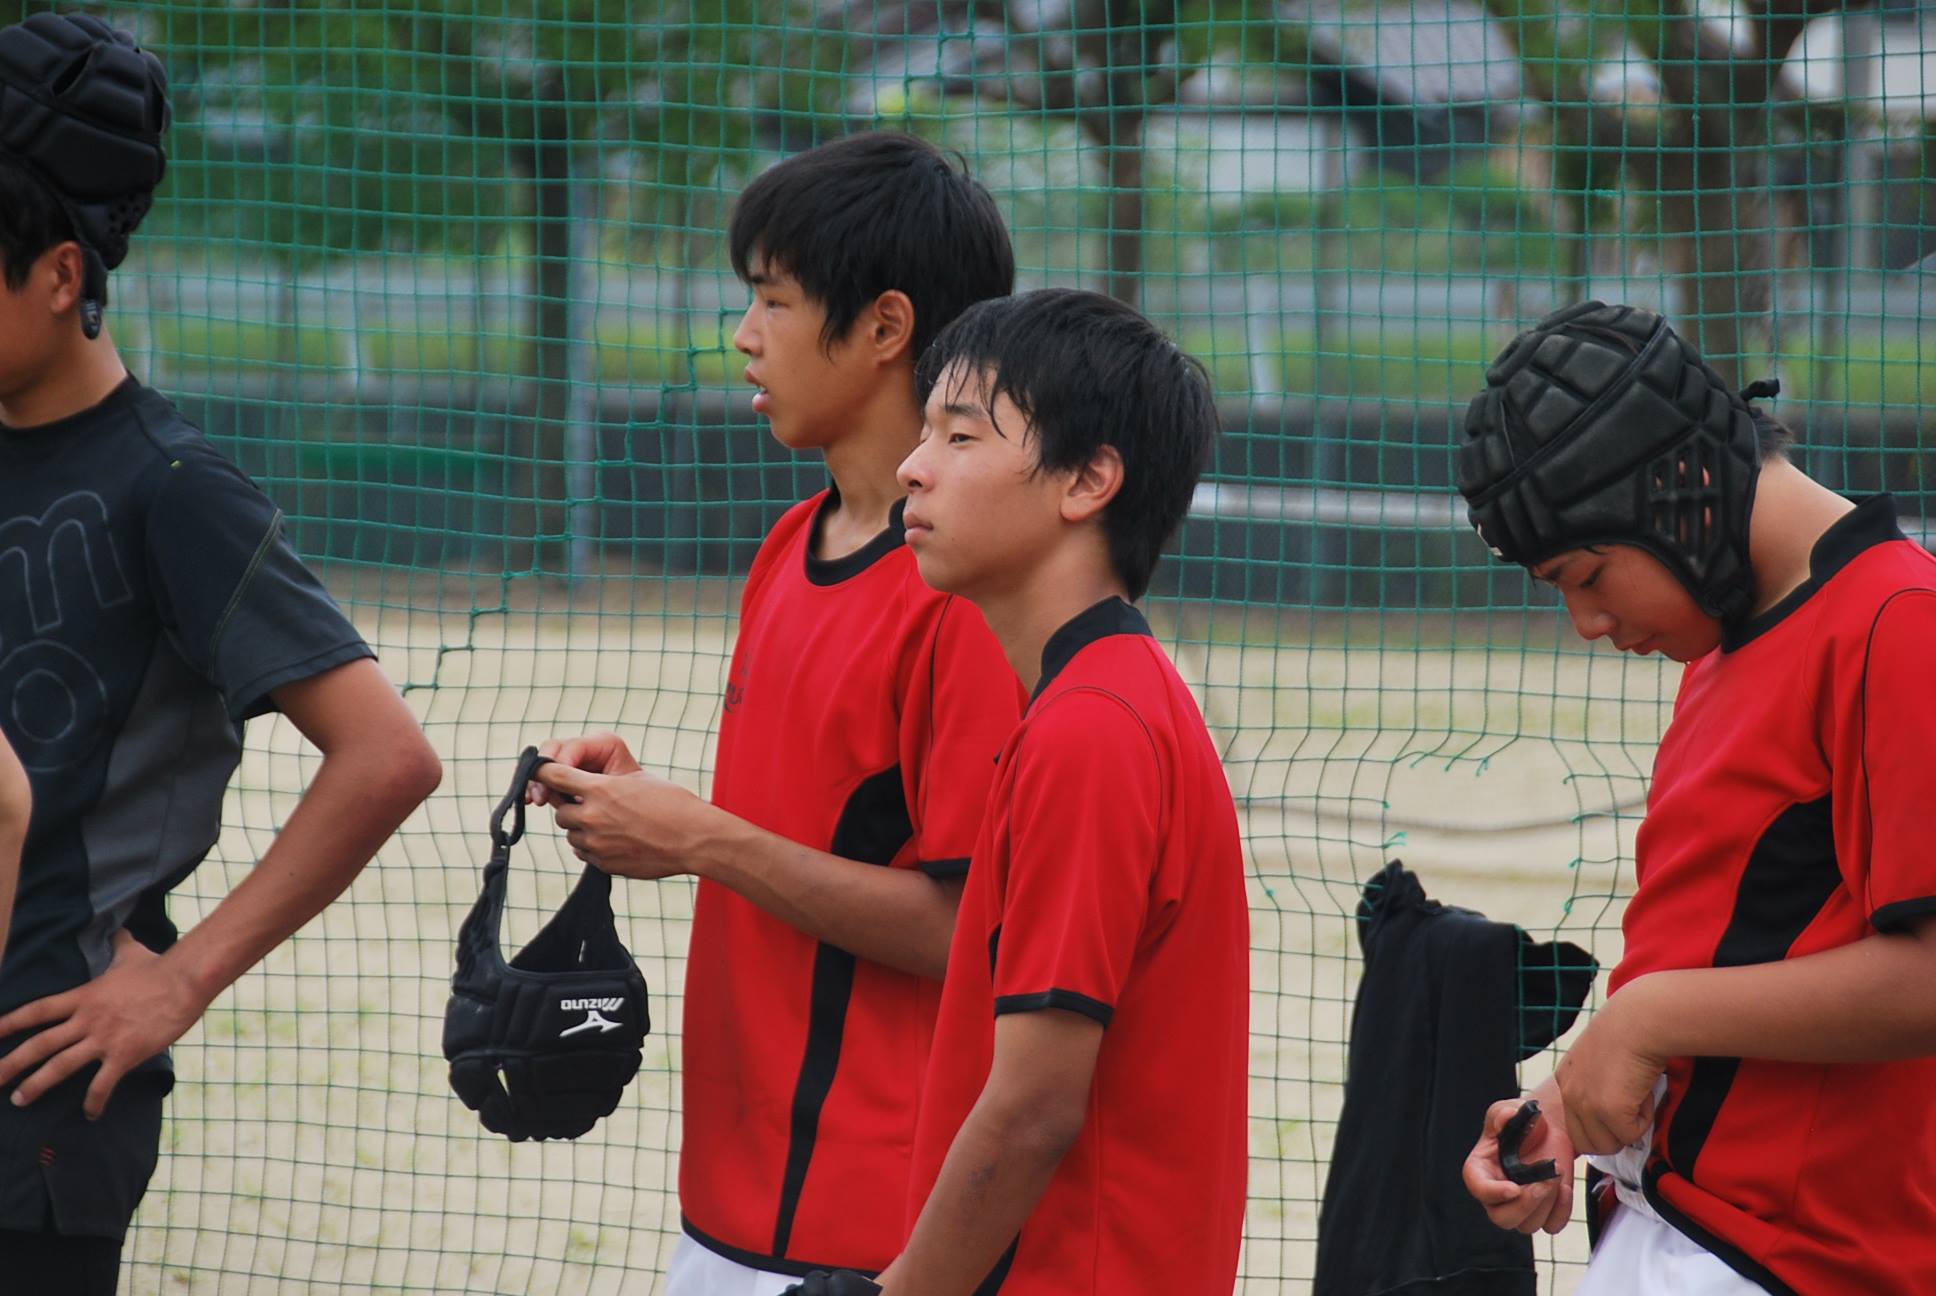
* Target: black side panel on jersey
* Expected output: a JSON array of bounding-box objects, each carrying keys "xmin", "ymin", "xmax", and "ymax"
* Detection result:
[
  {"xmin": 1665, "ymin": 795, "xmax": 1838, "ymax": 1180},
  {"xmin": 771, "ymin": 766, "xmax": 915, "ymax": 1258},
  {"xmin": 972, "ymin": 1237, "xmax": 1018, "ymax": 1295}
]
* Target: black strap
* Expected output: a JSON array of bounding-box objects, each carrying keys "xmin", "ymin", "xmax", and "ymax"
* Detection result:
[
  {"xmin": 460, "ymin": 747, "xmax": 556, "ymax": 973},
  {"xmin": 463, "ymin": 747, "xmax": 623, "ymax": 978},
  {"xmin": 490, "ymin": 746, "xmax": 553, "ymax": 848}
]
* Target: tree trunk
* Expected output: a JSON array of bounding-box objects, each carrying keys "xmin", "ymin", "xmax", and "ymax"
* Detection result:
[
  {"xmin": 1636, "ymin": 7, "xmax": 1818, "ymax": 389},
  {"xmin": 1104, "ymin": 116, "xmax": 1146, "ymax": 306},
  {"xmin": 509, "ymin": 81, "xmax": 575, "ymax": 576},
  {"xmin": 1656, "ymin": 106, "xmax": 1774, "ymax": 388}
]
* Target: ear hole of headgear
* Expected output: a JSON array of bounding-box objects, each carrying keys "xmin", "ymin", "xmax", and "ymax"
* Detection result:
[{"xmin": 1649, "ymin": 438, "xmax": 1717, "ymax": 551}]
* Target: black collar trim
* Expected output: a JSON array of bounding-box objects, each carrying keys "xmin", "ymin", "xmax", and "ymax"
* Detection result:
[
  {"xmin": 1723, "ymin": 494, "xmax": 1906, "ymax": 652},
  {"xmin": 1034, "ymin": 596, "xmax": 1152, "ymax": 701},
  {"xmin": 0, "ymin": 373, "xmax": 139, "ymax": 443},
  {"xmin": 803, "ymin": 488, "xmax": 906, "ymax": 586}
]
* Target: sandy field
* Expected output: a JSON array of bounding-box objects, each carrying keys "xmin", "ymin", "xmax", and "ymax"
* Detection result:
[{"xmin": 120, "ymin": 579, "xmax": 1675, "ymax": 1293}]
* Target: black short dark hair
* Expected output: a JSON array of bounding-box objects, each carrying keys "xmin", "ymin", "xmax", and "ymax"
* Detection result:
[
  {"xmin": 0, "ymin": 154, "xmax": 75, "ymax": 290},
  {"xmin": 729, "ymin": 131, "xmax": 1014, "ymax": 359},
  {"xmin": 916, "ymin": 289, "xmax": 1218, "ymax": 600}
]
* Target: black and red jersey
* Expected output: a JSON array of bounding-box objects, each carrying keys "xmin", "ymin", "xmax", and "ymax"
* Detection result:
[
  {"xmin": 679, "ymin": 489, "xmax": 1025, "ymax": 1276},
  {"xmin": 1616, "ymin": 496, "xmax": 1936, "ymax": 1293},
  {"xmin": 907, "ymin": 598, "xmax": 1250, "ymax": 1294}
]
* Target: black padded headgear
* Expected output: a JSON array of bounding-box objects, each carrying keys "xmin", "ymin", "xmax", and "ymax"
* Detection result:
[
  {"xmin": 0, "ymin": 12, "xmax": 171, "ymax": 338},
  {"xmin": 444, "ymin": 748, "xmax": 651, "ymax": 1143},
  {"xmin": 1457, "ymin": 301, "xmax": 1763, "ymax": 622}
]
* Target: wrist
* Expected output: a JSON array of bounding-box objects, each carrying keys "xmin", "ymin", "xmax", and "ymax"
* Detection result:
[
  {"xmin": 1601, "ymin": 975, "xmax": 1672, "ymax": 1065},
  {"xmin": 159, "ymin": 935, "xmax": 231, "ymax": 1012},
  {"xmin": 683, "ymin": 799, "xmax": 750, "ymax": 884}
]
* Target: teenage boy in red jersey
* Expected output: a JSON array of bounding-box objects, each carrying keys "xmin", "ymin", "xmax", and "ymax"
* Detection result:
[
  {"xmin": 1458, "ymin": 302, "xmax": 1936, "ymax": 1294},
  {"xmin": 782, "ymin": 290, "xmax": 1248, "ymax": 1296},
  {"xmin": 528, "ymin": 132, "xmax": 1023, "ymax": 1292},
  {"xmin": 0, "ymin": 15, "xmax": 441, "ymax": 1290}
]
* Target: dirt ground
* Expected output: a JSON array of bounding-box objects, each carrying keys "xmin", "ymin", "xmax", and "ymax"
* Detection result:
[{"xmin": 122, "ymin": 586, "xmax": 1676, "ymax": 1293}]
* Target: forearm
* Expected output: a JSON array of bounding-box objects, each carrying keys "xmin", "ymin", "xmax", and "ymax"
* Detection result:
[
  {"xmin": 693, "ymin": 811, "xmax": 960, "ymax": 979},
  {"xmin": 0, "ymin": 747, "xmax": 27, "ymax": 968},
  {"xmin": 0, "ymin": 820, "xmax": 20, "ymax": 970},
  {"xmin": 167, "ymin": 738, "xmax": 436, "ymax": 1005},
  {"xmin": 884, "ymin": 1096, "xmax": 1076, "ymax": 1296},
  {"xmin": 1617, "ymin": 929, "xmax": 1936, "ymax": 1064}
]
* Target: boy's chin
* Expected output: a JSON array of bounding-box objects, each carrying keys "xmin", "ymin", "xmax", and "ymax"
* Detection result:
[
  {"xmin": 764, "ymin": 421, "xmax": 816, "ymax": 451},
  {"xmin": 908, "ymin": 548, "xmax": 963, "ymax": 595},
  {"xmin": 760, "ymin": 412, "xmax": 827, "ymax": 452}
]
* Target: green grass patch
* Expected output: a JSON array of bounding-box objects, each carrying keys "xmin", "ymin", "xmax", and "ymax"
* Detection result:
[
  {"xmin": 589, "ymin": 321, "xmax": 736, "ymax": 387},
  {"xmin": 1787, "ymin": 335, "xmax": 1936, "ymax": 407},
  {"xmin": 353, "ymin": 321, "xmax": 737, "ymax": 387},
  {"xmin": 294, "ymin": 440, "xmax": 495, "ymax": 487},
  {"xmin": 1277, "ymin": 327, "xmax": 1496, "ymax": 404},
  {"xmin": 153, "ymin": 317, "xmax": 343, "ymax": 370},
  {"xmin": 145, "ymin": 317, "xmax": 1936, "ymax": 414},
  {"xmin": 359, "ymin": 329, "xmax": 528, "ymax": 375}
]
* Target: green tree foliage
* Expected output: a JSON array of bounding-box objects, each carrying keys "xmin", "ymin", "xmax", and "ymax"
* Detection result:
[{"xmin": 1482, "ymin": 0, "xmax": 1848, "ymax": 382}]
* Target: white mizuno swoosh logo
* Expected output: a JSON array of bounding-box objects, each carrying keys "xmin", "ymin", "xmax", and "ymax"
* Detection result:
[{"xmin": 560, "ymin": 1009, "xmax": 621, "ymax": 1038}]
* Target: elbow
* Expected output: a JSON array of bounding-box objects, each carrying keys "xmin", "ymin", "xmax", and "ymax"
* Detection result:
[
  {"xmin": 352, "ymin": 726, "xmax": 443, "ymax": 817},
  {"xmin": 0, "ymin": 787, "xmax": 27, "ymax": 839},
  {"xmin": 1016, "ymin": 1105, "xmax": 1087, "ymax": 1169},
  {"xmin": 0, "ymin": 761, "xmax": 27, "ymax": 820},
  {"xmin": 984, "ymin": 1088, "xmax": 1087, "ymax": 1167},
  {"xmin": 917, "ymin": 878, "xmax": 966, "ymax": 980},
  {"xmin": 916, "ymin": 929, "xmax": 953, "ymax": 982},
  {"xmin": 393, "ymin": 733, "xmax": 444, "ymax": 806}
]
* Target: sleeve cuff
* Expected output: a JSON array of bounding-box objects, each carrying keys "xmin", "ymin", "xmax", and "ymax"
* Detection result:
[
  {"xmin": 228, "ymin": 640, "xmax": 377, "ymax": 721},
  {"xmin": 918, "ymin": 856, "xmax": 972, "ymax": 880},
  {"xmin": 1872, "ymin": 896, "xmax": 1936, "ymax": 934},
  {"xmin": 993, "ymin": 989, "xmax": 1113, "ymax": 1027}
]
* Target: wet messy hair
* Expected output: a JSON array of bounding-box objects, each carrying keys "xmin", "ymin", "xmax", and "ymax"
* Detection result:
[
  {"xmin": 729, "ymin": 131, "xmax": 1015, "ymax": 359},
  {"xmin": 916, "ymin": 289, "xmax": 1218, "ymax": 600}
]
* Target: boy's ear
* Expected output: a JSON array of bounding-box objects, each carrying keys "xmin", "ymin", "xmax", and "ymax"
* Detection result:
[
  {"xmin": 1060, "ymin": 445, "xmax": 1125, "ymax": 524},
  {"xmin": 865, "ymin": 289, "xmax": 916, "ymax": 365},
  {"xmin": 39, "ymin": 241, "xmax": 87, "ymax": 315}
]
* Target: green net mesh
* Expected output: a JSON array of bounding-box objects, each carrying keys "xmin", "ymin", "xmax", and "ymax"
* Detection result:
[{"xmin": 26, "ymin": 1, "xmax": 1931, "ymax": 1290}]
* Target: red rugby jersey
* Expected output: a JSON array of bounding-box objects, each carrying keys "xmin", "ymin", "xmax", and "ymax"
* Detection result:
[
  {"xmin": 680, "ymin": 489, "xmax": 1025, "ymax": 1276},
  {"xmin": 1615, "ymin": 496, "xmax": 1936, "ymax": 1294},
  {"xmin": 907, "ymin": 598, "xmax": 1250, "ymax": 1295}
]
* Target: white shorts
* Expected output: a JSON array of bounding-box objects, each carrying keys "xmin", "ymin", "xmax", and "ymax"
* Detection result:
[
  {"xmin": 1575, "ymin": 1076, "xmax": 1762, "ymax": 1295},
  {"xmin": 1577, "ymin": 1206, "xmax": 1766, "ymax": 1296},
  {"xmin": 664, "ymin": 1234, "xmax": 807, "ymax": 1296}
]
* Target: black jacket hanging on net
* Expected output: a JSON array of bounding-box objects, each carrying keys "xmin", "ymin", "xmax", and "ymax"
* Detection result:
[{"xmin": 1313, "ymin": 860, "xmax": 1597, "ymax": 1296}]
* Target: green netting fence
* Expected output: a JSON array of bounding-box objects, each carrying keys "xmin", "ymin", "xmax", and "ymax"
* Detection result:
[{"xmin": 26, "ymin": 0, "xmax": 1935, "ymax": 1290}]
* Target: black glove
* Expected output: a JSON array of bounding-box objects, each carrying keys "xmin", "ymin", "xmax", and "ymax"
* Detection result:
[
  {"xmin": 781, "ymin": 1271, "xmax": 884, "ymax": 1296},
  {"xmin": 443, "ymin": 747, "xmax": 651, "ymax": 1141}
]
